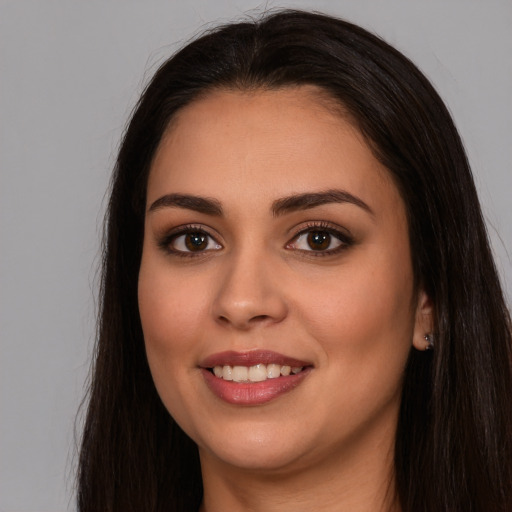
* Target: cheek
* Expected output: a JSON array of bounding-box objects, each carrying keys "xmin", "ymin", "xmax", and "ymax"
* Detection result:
[
  {"xmin": 138, "ymin": 259, "xmax": 212, "ymax": 436},
  {"xmin": 137, "ymin": 253, "xmax": 214, "ymax": 416},
  {"xmin": 295, "ymin": 251, "xmax": 415, "ymax": 375},
  {"xmin": 292, "ymin": 261, "xmax": 415, "ymax": 436},
  {"xmin": 138, "ymin": 260, "xmax": 208, "ymax": 353}
]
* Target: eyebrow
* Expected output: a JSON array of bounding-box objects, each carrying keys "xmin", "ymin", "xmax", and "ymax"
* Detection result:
[
  {"xmin": 148, "ymin": 193, "xmax": 223, "ymax": 216},
  {"xmin": 271, "ymin": 189, "xmax": 373, "ymax": 217},
  {"xmin": 147, "ymin": 189, "xmax": 373, "ymax": 217}
]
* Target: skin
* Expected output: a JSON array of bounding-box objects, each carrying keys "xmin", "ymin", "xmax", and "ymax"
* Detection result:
[{"xmin": 138, "ymin": 87, "xmax": 433, "ymax": 512}]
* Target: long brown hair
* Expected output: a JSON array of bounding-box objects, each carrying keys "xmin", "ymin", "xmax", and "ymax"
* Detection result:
[{"xmin": 78, "ymin": 10, "xmax": 512, "ymax": 511}]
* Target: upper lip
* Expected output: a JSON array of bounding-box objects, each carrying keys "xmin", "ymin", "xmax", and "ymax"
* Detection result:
[{"xmin": 199, "ymin": 350, "xmax": 312, "ymax": 368}]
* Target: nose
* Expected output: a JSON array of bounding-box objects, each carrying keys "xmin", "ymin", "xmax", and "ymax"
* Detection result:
[{"xmin": 212, "ymin": 248, "xmax": 288, "ymax": 330}]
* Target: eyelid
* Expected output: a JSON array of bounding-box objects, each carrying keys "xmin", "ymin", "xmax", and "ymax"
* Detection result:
[
  {"xmin": 288, "ymin": 220, "xmax": 353, "ymax": 240},
  {"xmin": 286, "ymin": 221, "xmax": 354, "ymax": 255},
  {"xmin": 157, "ymin": 224, "xmax": 223, "ymax": 256},
  {"xmin": 156, "ymin": 220, "xmax": 353, "ymax": 257}
]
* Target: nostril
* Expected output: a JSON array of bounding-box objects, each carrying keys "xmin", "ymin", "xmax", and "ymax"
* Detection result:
[
  {"xmin": 216, "ymin": 313, "xmax": 273, "ymax": 329},
  {"xmin": 250, "ymin": 314, "xmax": 270, "ymax": 322},
  {"xmin": 217, "ymin": 315, "xmax": 235, "ymax": 327},
  {"xmin": 214, "ymin": 292, "xmax": 288, "ymax": 328}
]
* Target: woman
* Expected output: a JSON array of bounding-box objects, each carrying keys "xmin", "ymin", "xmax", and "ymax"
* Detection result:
[{"xmin": 77, "ymin": 10, "xmax": 512, "ymax": 512}]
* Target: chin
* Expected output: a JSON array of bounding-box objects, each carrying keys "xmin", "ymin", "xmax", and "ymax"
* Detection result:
[{"xmin": 194, "ymin": 420, "xmax": 314, "ymax": 472}]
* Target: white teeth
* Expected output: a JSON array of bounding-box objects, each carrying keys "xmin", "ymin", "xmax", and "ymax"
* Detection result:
[
  {"xmin": 211, "ymin": 364, "xmax": 304, "ymax": 382},
  {"xmin": 266, "ymin": 363, "xmax": 281, "ymax": 379},
  {"xmin": 248, "ymin": 364, "xmax": 267, "ymax": 382},
  {"xmin": 232, "ymin": 366, "xmax": 248, "ymax": 382}
]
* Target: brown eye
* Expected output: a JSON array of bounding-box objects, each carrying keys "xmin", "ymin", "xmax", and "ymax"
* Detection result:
[
  {"xmin": 287, "ymin": 226, "xmax": 351, "ymax": 255},
  {"xmin": 306, "ymin": 231, "xmax": 331, "ymax": 251},
  {"xmin": 167, "ymin": 230, "xmax": 222, "ymax": 254},
  {"xmin": 185, "ymin": 232, "xmax": 208, "ymax": 251}
]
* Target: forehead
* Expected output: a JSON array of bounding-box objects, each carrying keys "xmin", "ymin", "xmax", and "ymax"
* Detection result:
[{"xmin": 147, "ymin": 87, "xmax": 398, "ymax": 212}]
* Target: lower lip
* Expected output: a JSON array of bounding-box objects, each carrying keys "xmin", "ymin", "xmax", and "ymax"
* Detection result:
[{"xmin": 201, "ymin": 367, "xmax": 312, "ymax": 405}]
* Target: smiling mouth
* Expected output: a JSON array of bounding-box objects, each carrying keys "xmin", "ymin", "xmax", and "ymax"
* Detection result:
[
  {"xmin": 210, "ymin": 363, "xmax": 305, "ymax": 383},
  {"xmin": 200, "ymin": 350, "xmax": 312, "ymax": 404}
]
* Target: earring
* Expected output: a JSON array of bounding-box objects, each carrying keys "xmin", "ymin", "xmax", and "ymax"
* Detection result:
[{"xmin": 424, "ymin": 333, "xmax": 434, "ymax": 351}]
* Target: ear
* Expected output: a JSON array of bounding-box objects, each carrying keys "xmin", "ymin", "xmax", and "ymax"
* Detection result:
[{"xmin": 412, "ymin": 290, "xmax": 434, "ymax": 351}]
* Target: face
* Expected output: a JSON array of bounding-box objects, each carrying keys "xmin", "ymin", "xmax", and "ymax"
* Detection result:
[{"xmin": 138, "ymin": 87, "xmax": 430, "ymax": 475}]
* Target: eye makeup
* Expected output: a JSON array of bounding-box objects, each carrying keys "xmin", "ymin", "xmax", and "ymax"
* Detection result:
[
  {"xmin": 285, "ymin": 220, "xmax": 355, "ymax": 257},
  {"xmin": 156, "ymin": 224, "xmax": 222, "ymax": 258},
  {"xmin": 155, "ymin": 219, "xmax": 355, "ymax": 259}
]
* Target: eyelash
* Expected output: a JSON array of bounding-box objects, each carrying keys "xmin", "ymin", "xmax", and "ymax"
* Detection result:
[
  {"xmin": 287, "ymin": 221, "xmax": 354, "ymax": 257},
  {"xmin": 157, "ymin": 221, "xmax": 354, "ymax": 258},
  {"xmin": 157, "ymin": 224, "xmax": 220, "ymax": 258}
]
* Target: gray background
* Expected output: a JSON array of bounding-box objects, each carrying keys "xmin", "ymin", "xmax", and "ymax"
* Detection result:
[{"xmin": 1, "ymin": 1, "xmax": 510, "ymax": 510}]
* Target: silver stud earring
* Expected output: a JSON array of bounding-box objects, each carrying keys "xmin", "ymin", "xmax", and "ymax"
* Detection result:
[{"xmin": 424, "ymin": 333, "xmax": 434, "ymax": 351}]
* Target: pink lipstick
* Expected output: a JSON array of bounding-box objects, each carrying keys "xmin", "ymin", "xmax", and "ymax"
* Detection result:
[{"xmin": 199, "ymin": 350, "xmax": 312, "ymax": 405}]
